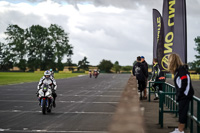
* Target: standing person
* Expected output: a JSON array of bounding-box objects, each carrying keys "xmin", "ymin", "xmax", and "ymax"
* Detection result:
[
  {"xmin": 150, "ymin": 58, "xmax": 161, "ymax": 100},
  {"xmin": 141, "ymin": 56, "xmax": 148, "ymax": 99},
  {"xmin": 132, "ymin": 56, "xmax": 148, "ymax": 100},
  {"xmin": 168, "ymin": 53, "xmax": 194, "ymax": 133}
]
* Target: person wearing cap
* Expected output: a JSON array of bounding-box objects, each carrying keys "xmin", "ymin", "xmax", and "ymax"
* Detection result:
[
  {"xmin": 132, "ymin": 56, "xmax": 148, "ymax": 100},
  {"xmin": 141, "ymin": 56, "xmax": 148, "ymax": 99}
]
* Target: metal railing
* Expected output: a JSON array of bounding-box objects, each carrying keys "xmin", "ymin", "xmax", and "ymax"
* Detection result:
[
  {"xmin": 188, "ymin": 96, "xmax": 200, "ymax": 133},
  {"xmin": 148, "ymin": 81, "xmax": 165, "ymax": 102},
  {"xmin": 148, "ymin": 81, "xmax": 200, "ymax": 133},
  {"xmin": 159, "ymin": 91, "xmax": 178, "ymax": 128}
]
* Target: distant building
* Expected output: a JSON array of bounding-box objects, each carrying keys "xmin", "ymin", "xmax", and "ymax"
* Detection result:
[{"xmin": 63, "ymin": 66, "xmax": 78, "ymax": 71}]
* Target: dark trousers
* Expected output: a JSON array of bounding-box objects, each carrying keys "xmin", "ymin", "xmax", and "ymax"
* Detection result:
[
  {"xmin": 152, "ymin": 83, "xmax": 162, "ymax": 91},
  {"xmin": 138, "ymin": 80, "xmax": 146, "ymax": 92},
  {"xmin": 52, "ymin": 92, "xmax": 57, "ymax": 102},
  {"xmin": 179, "ymin": 98, "xmax": 190, "ymax": 124},
  {"xmin": 152, "ymin": 79, "xmax": 164, "ymax": 91}
]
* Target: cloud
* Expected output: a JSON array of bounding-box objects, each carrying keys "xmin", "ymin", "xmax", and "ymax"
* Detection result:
[{"xmin": 0, "ymin": 0, "xmax": 200, "ymax": 66}]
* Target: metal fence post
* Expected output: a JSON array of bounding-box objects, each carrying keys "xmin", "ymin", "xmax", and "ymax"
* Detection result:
[
  {"xmin": 159, "ymin": 91, "xmax": 164, "ymax": 128},
  {"xmin": 148, "ymin": 82, "xmax": 151, "ymax": 102},
  {"xmin": 190, "ymin": 100, "xmax": 193, "ymax": 133},
  {"xmin": 197, "ymin": 101, "xmax": 200, "ymax": 133},
  {"xmin": 162, "ymin": 83, "xmax": 165, "ymax": 104}
]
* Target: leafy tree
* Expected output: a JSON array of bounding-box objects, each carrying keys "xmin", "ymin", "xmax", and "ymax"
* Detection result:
[
  {"xmin": 112, "ymin": 61, "xmax": 121, "ymax": 73},
  {"xmin": 0, "ymin": 42, "xmax": 3, "ymax": 61},
  {"xmin": 0, "ymin": 42, "xmax": 14, "ymax": 70},
  {"xmin": 121, "ymin": 66, "xmax": 132, "ymax": 72},
  {"xmin": 26, "ymin": 25, "xmax": 49, "ymax": 70},
  {"xmin": 194, "ymin": 36, "xmax": 200, "ymax": 73},
  {"xmin": 5, "ymin": 24, "xmax": 27, "ymax": 71},
  {"xmin": 65, "ymin": 57, "xmax": 74, "ymax": 71},
  {"xmin": 17, "ymin": 59, "xmax": 27, "ymax": 71},
  {"xmin": 98, "ymin": 59, "xmax": 113, "ymax": 73},
  {"xmin": 66, "ymin": 58, "xmax": 73, "ymax": 66},
  {"xmin": 48, "ymin": 24, "xmax": 73, "ymax": 70},
  {"xmin": 187, "ymin": 62, "xmax": 197, "ymax": 71},
  {"xmin": 0, "ymin": 24, "xmax": 74, "ymax": 71},
  {"xmin": 78, "ymin": 56, "xmax": 90, "ymax": 70}
]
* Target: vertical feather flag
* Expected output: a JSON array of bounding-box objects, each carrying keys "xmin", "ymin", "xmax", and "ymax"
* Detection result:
[
  {"xmin": 153, "ymin": 9, "xmax": 164, "ymax": 70},
  {"xmin": 161, "ymin": 0, "xmax": 187, "ymax": 70}
]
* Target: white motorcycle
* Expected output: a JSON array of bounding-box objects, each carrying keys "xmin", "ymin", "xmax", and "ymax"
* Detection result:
[{"xmin": 38, "ymin": 84, "xmax": 54, "ymax": 114}]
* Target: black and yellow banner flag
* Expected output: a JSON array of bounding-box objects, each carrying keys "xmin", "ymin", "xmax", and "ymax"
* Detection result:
[
  {"xmin": 153, "ymin": 9, "xmax": 164, "ymax": 68},
  {"xmin": 160, "ymin": 0, "xmax": 187, "ymax": 70}
]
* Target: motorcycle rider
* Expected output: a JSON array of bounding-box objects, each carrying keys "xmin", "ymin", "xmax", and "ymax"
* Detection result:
[
  {"xmin": 37, "ymin": 70, "xmax": 57, "ymax": 107},
  {"xmin": 93, "ymin": 70, "xmax": 98, "ymax": 78},
  {"xmin": 49, "ymin": 69, "xmax": 54, "ymax": 78},
  {"xmin": 89, "ymin": 70, "xmax": 92, "ymax": 78}
]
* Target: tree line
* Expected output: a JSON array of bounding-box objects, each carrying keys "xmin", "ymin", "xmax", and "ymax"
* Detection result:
[
  {"xmin": 0, "ymin": 24, "xmax": 73, "ymax": 71},
  {"xmin": 71, "ymin": 57, "xmax": 132, "ymax": 73},
  {"xmin": 0, "ymin": 24, "xmax": 133, "ymax": 73},
  {"xmin": 0, "ymin": 24, "xmax": 139, "ymax": 73},
  {"xmin": 188, "ymin": 36, "xmax": 200, "ymax": 73}
]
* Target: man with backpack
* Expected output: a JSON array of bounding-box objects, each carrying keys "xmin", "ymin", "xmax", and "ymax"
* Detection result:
[{"xmin": 132, "ymin": 56, "xmax": 148, "ymax": 100}]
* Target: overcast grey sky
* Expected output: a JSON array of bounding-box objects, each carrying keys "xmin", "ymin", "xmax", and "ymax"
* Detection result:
[{"xmin": 0, "ymin": 0, "xmax": 200, "ymax": 66}]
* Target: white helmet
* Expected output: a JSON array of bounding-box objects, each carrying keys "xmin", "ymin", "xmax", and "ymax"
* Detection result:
[{"xmin": 44, "ymin": 70, "xmax": 51, "ymax": 76}]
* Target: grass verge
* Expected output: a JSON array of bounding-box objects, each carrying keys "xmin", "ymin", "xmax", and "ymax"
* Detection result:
[{"xmin": 0, "ymin": 72, "xmax": 85, "ymax": 85}]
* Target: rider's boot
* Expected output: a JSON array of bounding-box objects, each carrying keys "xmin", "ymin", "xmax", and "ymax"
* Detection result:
[
  {"xmin": 53, "ymin": 100, "xmax": 56, "ymax": 108},
  {"xmin": 53, "ymin": 97, "xmax": 56, "ymax": 108},
  {"xmin": 38, "ymin": 98, "xmax": 41, "ymax": 106}
]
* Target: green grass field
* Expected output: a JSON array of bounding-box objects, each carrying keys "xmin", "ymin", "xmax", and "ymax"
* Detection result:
[{"xmin": 0, "ymin": 72, "xmax": 85, "ymax": 85}]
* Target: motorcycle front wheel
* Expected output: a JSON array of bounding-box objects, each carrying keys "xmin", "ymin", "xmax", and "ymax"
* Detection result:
[{"xmin": 42, "ymin": 99, "xmax": 47, "ymax": 114}]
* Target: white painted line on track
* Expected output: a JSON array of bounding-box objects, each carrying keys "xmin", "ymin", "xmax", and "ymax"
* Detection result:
[
  {"xmin": 0, "ymin": 110, "xmax": 114, "ymax": 115},
  {"xmin": 0, "ymin": 100, "xmax": 118, "ymax": 104},
  {"xmin": 0, "ymin": 128, "xmax": 108, "ymax": 133},
  {"xmin": 0, "ymin": 128, "xmax": 10, "ymax": 131},
  {"xmin": 61, "ymin": 95, "xmax": 121, "ymax": 97},
  {"xmin": 0, "ymin": 94, "xmax": 121, "ymax": 97},
  {"xmin": 64, "ymin": 90, "xmax": 122, "ymax": 92},
  {"xmin": 78, "ymin": 75, "xmax": 86, "ymax": 77},
  {"xmin": 59, "ymin": 101, "xmax": 118, "ymax": 104}
]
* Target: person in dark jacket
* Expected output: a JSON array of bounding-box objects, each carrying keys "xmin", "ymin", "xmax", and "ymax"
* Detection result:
[
  {"xmin": 150, "ymin": 58, "xmax": 165, "ymax": 100},
  {"xmin": 141, "ymin": 56, "xmax": 148, "ymax": 99},
  {"xmin": 132, "ymin": 56, "xmax": 148, "ymax": 100},
  {"xmin": 168, "ymin": 53, "xmax": 194, "ymax": 133}
]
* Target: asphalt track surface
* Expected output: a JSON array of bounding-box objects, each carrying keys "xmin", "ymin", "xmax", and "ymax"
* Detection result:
[{"xmin": 0, "ymin": 74, "xmax": 130, "ymax": 133}]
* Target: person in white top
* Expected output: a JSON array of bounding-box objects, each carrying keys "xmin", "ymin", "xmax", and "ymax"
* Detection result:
[{"xmin": 37, "ymin": 70, "xmax": 57, "ymax": 107}]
